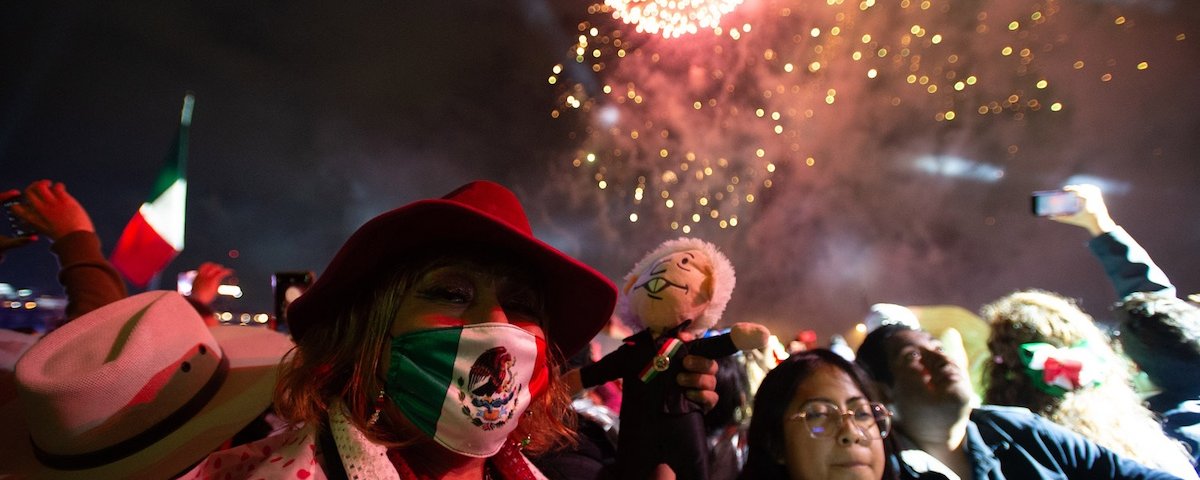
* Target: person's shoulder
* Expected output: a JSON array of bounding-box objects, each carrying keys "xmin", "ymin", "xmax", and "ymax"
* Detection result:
[
  {"xmin": 180, "ymin": 426, "xmax": 320, "ymax": 479},
  {"xmin": 972, "ymin": 404, "xmax": 1037, "ymax": 420},
  {"xmin": 972, "ymin": 404, "xmax": 1086, "ymax": 446},
  {"xmin": 970, "ymin": 405, "xmax": 1052, "ymax": 432}
]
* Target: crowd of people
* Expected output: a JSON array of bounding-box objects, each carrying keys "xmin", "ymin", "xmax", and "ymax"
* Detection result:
[{"xmin": 0, "ymin": 178, "xmax": 1196, "ymax": 479}]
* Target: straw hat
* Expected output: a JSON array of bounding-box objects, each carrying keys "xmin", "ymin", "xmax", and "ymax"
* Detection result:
[
  {"xmin": 0, "ymin": 291, "xmax": 293, "ymax": 479},
  {"xmin": 0, "ymin": 328, "xmax": 37, "ymax": 371},
  {"xmin": 287, "ymin": 180, "xmax": 617, "ymax": 359}
]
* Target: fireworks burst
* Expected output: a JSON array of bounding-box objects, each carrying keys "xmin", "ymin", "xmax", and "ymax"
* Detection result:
[
  {"xmin": 606, "ymin": 0, "xmax": 746, "ymax": 38},
  {"xmin": 550, "ymin": 0, "xmax": 1183, "ymax": 236}
]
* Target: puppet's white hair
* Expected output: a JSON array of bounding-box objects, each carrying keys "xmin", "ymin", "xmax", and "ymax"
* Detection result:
[{"xmin": 616, "ymin": 237, "xmax": 736, "ymax": 332}]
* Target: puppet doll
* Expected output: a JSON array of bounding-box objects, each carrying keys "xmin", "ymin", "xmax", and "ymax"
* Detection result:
[{"xmin": 578, "ymin": 237, "xmax": 769, "ymax": 480}]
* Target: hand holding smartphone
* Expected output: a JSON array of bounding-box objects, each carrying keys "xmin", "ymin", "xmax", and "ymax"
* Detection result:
[{"xmin": 1031, "ymin": 190, "xmax": 1081, "ymax": 217}]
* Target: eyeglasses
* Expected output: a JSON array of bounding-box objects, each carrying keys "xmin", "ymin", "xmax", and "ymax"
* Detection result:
[{"xmin": 788, "ymin": 400, "xmax": 892, "ymax": 439}]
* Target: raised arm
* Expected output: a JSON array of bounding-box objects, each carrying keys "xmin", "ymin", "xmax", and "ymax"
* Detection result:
[
  {"xmin": 17, "ymin": 180, "xmax": 127, "ymax": 320},
  {"xmin": 1050, "ymin": 184, "xmax": 1174, "ymax": 298}
]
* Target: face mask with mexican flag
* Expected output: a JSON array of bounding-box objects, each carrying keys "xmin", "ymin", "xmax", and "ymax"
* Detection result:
[{"xmin": 385, "ymin": 323, "xmax": 548, "ymax": 457}]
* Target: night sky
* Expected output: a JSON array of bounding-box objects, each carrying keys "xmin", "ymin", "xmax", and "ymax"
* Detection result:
[{"xmin": 3, "ymin": 0, "xmax": 1198, "ymax": 342}]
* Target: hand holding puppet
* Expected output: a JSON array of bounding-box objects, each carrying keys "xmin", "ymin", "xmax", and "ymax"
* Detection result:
[{"xmin": 579, "ymin": 237, "xmax": 769, "ymax": 480}]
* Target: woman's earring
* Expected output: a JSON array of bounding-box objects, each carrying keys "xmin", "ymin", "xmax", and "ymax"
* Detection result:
[
  {"xmin": 367, "ymin": 389, "xmax": 386, "ymax": 426},
  {"xmin": 512, "ymin": 410, "xmax": 533, "ymax": 449}
]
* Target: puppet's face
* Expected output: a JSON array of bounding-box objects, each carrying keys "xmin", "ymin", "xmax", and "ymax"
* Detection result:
[{"xmin": 625, "ymin": 249, "xmax": 714, "ymax": 333}]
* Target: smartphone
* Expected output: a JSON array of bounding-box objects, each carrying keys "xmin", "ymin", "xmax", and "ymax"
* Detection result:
[
  {"xmin": 177, "ymin": 270, "xmax": 198, "ymax": 296},
  {"xmin": 272, "ymin": 271, "xmax": 315, "ymax": 327},
  {"xmin": 3, "ymin": 197, "xmax": 32, "ymax": 238},
  {"xmin": 1031, "ymin": 190, "xmax": 1081, "ymax": 217}
]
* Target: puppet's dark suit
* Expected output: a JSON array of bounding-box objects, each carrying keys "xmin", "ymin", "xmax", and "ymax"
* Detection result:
[{"xmin": 579, "ymin": 320, "xmax": 737, "ymax": 480}]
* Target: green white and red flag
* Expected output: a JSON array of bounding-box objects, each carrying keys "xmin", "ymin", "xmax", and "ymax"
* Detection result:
[
  {"xmin": 110, "ymin": 94, "xmax": 192, "ymax": 288},
  {"xmin": 386, "ymin": 325, "xmax": 546, "ymax": 456}
]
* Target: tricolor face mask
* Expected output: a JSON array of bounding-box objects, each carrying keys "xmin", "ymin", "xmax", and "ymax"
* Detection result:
[{"xmin": 384, "ymin": 323, "xmax": 548, "ymax": 457}]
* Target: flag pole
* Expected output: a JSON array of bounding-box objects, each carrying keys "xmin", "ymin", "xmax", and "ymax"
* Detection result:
[{"xmin": 179, "ymin": 93, "xmax": 194, "ymax": 175}]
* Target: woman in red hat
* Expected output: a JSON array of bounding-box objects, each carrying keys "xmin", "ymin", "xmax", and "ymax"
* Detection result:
[{"xmin": 183, "ymin": 181, "xmax": 622, "ymax": 479}]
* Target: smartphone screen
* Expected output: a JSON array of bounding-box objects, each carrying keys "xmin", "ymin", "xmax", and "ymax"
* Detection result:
[
  {"xmin": 3, "ymin": 198, "xmax": 32, "ymax": 238},
  {"xmin": 1031, "ymin": 190, "xmax": 1081, "ymax": 216},
  {"xmin": 177, "ymin": 270, "xmax": 198, "ymax": 296}
]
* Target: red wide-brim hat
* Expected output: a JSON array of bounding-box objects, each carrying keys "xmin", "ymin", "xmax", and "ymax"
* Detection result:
[{"xmin": 286, "ymin": 180, "xmax": 617, "ymax": 359}]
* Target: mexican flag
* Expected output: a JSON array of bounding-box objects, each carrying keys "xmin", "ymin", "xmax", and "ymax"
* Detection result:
[
  {"xmin": 386, "ymin": 325, "xmax": 547, "ymax": 457},
  {"xmin": 110, "ymin": 94, "xmax": 193, "ymax": 289}
]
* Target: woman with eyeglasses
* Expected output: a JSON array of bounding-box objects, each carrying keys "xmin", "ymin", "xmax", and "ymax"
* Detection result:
[{"xmin": 741, "ymin": 349, "xmax": 896, "ymax": 480}]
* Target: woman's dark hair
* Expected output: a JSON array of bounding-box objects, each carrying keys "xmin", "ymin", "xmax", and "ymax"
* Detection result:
[
  {"xmin": 704, "ymin": 354, "xmax": 750, "ymax": 435},
  {"xmin": 854, "ymin": 324, "xmax": 915, "ymax": 387},
  {"xmin": 740, "ymin": 348, "xmax": 895, "ymax": 480},
  {"xmin": 1115, "ymin": 291, "xmax": 1200, "ymax": 393}
]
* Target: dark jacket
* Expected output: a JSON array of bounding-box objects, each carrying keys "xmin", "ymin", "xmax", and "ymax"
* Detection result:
[
  {"xmin": 893, "ymin": 406, "xmax": 1184, "ymax": 480},
  {"xmin": 1088, "ymin": 226, "xmax": 1174, "ymax": 299},
  {"xmin": 1090, "ymin": 227, "xmax": 1199, "ymax": 471}
]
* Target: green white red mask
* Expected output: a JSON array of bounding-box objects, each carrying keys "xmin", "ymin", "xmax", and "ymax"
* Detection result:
[{"xmin": 385, "ymin": 323, "xmax": 548, "ymax": 457}]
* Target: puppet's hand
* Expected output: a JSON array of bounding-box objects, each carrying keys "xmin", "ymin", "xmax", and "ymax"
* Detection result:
[{"xmin": 730, "ymin": 322, "xmax": 770, "ymax": 351}]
